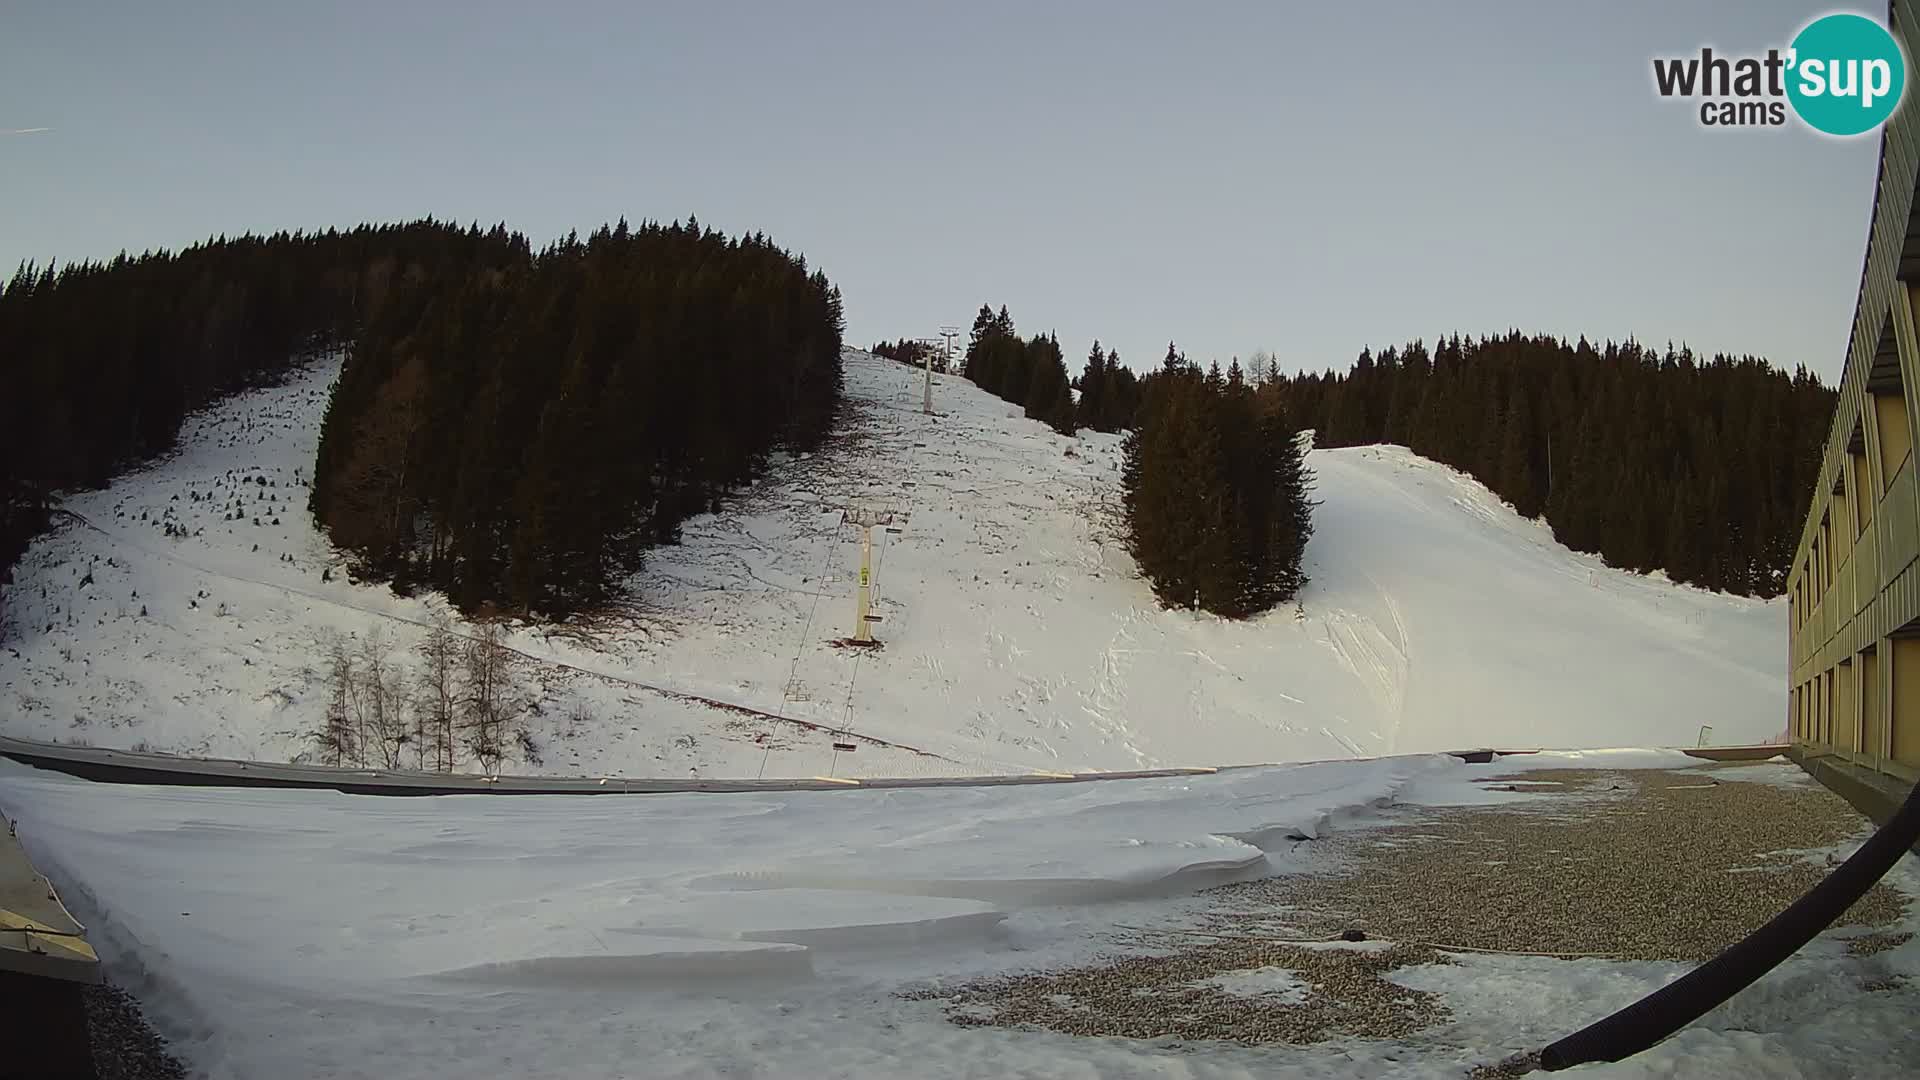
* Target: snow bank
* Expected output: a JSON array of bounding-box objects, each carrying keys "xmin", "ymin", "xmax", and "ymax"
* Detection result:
[
  {"xmin": 2, "ymin": 753, "xmax": 1451, "ymax": 1077},
  {"xmin": 12, "ymin": 750, "xmax": 1912, "ymax": 1079}
]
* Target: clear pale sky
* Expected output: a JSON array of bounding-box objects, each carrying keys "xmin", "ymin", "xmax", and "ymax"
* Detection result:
[{"xmin": 1, "ymin": 1, "xmax": 1885, "ymax": 380}]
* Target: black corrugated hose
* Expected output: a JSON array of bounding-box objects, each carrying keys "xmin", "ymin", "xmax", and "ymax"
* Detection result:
[{"xmin": 1538, "ymin": 776, "xmax": 1920, "ymax": 1071}]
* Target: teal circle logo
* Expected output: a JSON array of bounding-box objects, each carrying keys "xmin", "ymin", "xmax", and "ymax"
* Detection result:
[{"xmin": 1786, "ymin": 13, "xmax": 1906, "ymax": 136}]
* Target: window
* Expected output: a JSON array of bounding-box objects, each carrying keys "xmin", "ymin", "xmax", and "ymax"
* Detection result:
[
  {"xmin": 1850, "ymin": 423, "xmax": 1874, "ymax": 533},
  {"xmin": 1892, "ymin": 632, "xmax": 1920, "ymax": 767},
  {"xmin": 1864, "ymin": 645, "xmax": 1885, "ymax": 761},
  {"xmin": 1836, "ymin": 658, "xmax": 1857, "ymax": 752},
  {"xmin": 1869, "ymin": 320, "xmax": 1911, "ymax": 487}
]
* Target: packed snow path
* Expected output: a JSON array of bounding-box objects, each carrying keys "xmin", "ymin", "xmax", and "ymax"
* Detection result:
[{"xmin": 0, "ymin": 350, "xmax": 1784, "ymax": 778}]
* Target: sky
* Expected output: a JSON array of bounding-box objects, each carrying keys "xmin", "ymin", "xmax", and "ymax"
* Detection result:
[{"xmin": 0, "ymin": 1, "xmax": 1886, "ymax": 381}]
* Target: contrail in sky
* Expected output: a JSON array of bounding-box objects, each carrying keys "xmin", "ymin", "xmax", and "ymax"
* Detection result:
[{"xmin": 3, "ymin": 128, "xmax": 51, "ymax": 135}]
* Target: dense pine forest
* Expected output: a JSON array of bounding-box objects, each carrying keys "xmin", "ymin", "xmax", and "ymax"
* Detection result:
[
  {"xmin": 960, "ymin": 305, "xmax": 1077, "ymax": 435},
  {"xmin": 1124, "ymin": 347, "xmax": 1315, "ymax": 616},
  {"xmin": 871, "ymin": 338, "xmax": 951, "ymax": 373},
  {"xmin": 953, "ymin": 305, "xmax": 1312, "ymax": 619},
  {"xmin": 0, "ymin": 221, "xmax": 520, "ymax": 627},
  {"xmin": 959, "ymin": 305, "xmax": 1143, "ymax": 435},
  {"xmin": 0, "ymin": 218, "xmax": 842, "ymax": 627},
  {"xmin": 310, "ymin": 219, "xmax": 844, "ymax": 614},
  {"xmin": 1266, "ymin": 333, "xmax": 1835, "ymax": 597},
  {"xmin": 1072, "ymin": 338, "xmax": 1145, "ymax": 434}
]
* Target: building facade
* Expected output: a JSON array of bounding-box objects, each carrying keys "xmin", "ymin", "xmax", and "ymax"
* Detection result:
[{"xmin": 1787, "ymin": 0, "xmax": 1920, "ymax": 814}]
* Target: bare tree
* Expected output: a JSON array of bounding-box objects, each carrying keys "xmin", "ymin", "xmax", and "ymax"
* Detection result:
[
  {"xmin": 462, "ymin": 621, "xmax": 523, "ymax": 775},
  {"xmin": 1247, "ymin": 350, "xmax": 1277, "ymax": 387},
  {"xmin": 312, "ymin": 630, "xmax": 359, "ymax": 765},
  {"xmin": 357, "ymin": 628, "xmax": 412, "ymax": 769},
  {"xmin": 415, "ymin": 614, "xmax": 461, "ymax": 772}
]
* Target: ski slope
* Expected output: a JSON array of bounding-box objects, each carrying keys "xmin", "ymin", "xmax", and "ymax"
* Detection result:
[{"xmin": 0, "ymin": 349, "xmax": 1785, "ymax": 778}]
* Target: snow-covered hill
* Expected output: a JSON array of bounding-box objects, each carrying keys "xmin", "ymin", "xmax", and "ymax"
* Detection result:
[{"xmin": 0, "ymin": 350, "xmax": 1785, "ymax": 777}]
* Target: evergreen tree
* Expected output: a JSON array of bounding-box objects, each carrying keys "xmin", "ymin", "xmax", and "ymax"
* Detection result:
[
  {"xmin": 1105, "ymin": 349, "xmax": 1141, "ymax": 431},
  {"xmin": 1497, "ymin": 382, "xmax": 1540, "ymax": 517},
  {"xmin": 1077, "ymin": 340, "xmax": 1109, "ymax": 432},
  {"xmin": 1022, "ymin": 333, "xmax": 1076, "ymax": 435},
  {"xmin": 1123, "ymin": 357, "xmax": 1315, "ymax": 617}
]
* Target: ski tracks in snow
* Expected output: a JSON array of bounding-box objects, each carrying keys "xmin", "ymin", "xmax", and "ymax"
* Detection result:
[{"xmin": 1308, "ymin": 565, "xmax": 1412, "ymax": 756}]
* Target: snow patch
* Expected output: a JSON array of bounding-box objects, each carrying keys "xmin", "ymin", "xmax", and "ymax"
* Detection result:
[{"xmin": 1196, "ymin": 965, "xmax": 1310, "ymax": 1003}]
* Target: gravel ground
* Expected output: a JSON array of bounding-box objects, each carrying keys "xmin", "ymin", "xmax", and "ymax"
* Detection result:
[
  {"xmin": 903, "ymin": 941, "xmax": 1454, "ymax": 1046},
  {"xmin": 83, "ymin": 983, "xmax": 186, "ymax": 1080},
  {"xmin": 902, "ymin": 762, "xmax": 1911, "ymax": 1055},
  {"xmin": 1848, "ymin": 930, "xmax": 1915, "ymax": 957},
  {"xmin": 1212, "ymin": 764, "xmax": 1906, "ymax": 963}
]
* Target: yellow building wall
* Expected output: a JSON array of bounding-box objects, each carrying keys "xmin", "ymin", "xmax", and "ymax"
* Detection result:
[{"xmin": 1786, "ymin": 1, "xmax": 1920, "ymax": 787}]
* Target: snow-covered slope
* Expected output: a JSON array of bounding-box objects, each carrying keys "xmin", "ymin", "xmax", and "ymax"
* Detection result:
[{"xmin": 0, "ymin": 350, "xmax": 1785, "ymax": 777}]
